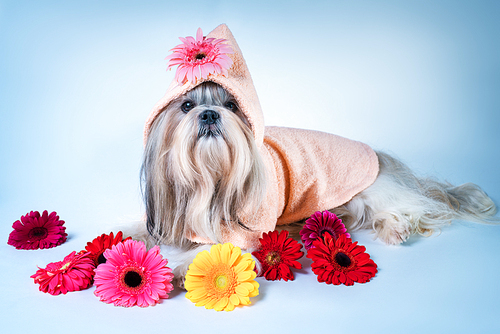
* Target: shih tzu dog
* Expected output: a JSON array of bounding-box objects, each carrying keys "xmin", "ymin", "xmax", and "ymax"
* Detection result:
[
  {"xmin": 133, "ymin": 24, "xmax": 497, "ymax": 285},
  {"xmin": 142, "ymin": 82, "xmax": 265, "ymax": 250}
]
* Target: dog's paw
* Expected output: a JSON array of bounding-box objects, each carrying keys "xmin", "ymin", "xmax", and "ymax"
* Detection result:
[
  {"xmin": 172, "ymin": 261, "xmax": 190, "ymax": 290},
  {"xmin": 372, "ymin": 213, "xmax": 412, "ymax": 245},
  {"xmin": 173, "ymin": 275, "xmax": 186, "ymax": 290}
]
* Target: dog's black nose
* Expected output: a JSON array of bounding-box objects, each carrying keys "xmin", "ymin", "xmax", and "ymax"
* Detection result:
[{"xmin": 199, "ymin": 110, "xmax": 220, "ymax": 125}]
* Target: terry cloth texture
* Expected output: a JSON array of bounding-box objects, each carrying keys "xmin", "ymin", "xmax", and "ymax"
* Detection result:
[{"xmin": 144, "ymin": 24, "xmax": 379, "ymax": 249}]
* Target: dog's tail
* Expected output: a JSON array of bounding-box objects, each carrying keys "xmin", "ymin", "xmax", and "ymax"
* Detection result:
[{"xmin": 331, "ymin": 152, "xmax": 498, "ymax": 244}]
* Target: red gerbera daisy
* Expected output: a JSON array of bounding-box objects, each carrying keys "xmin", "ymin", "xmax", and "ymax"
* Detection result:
[
  {"xmin": 84, "ymin": 231, "xmax": 131, "ymax": 266},
  {"xmin": 306, "ymin": 233, "xmax": 377, "ymax": 286},
  {"xmin": 31, "ymin": 251, "xmax": 95, "ymax": 295},
  {"xmin": 300, "ymin": 210, "xmax": 350, "ymax": 250},
  {"xmin": 7, "ymin": 210, "xmax": 67, "ymax": 250},
  {"xmin": 252, "ymin": 230, "xmax": 304, "ymax": 281}
]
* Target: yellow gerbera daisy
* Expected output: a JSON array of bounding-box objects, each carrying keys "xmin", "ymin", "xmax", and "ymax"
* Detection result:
[{"xmin": 185, "ymin": 243, "xmax": 259, "ymax": 312}]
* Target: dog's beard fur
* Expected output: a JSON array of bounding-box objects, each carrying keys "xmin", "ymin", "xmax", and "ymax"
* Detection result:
[{"xmin": 141, "ymin": 82, "xmax": 266, "ymax": 248}]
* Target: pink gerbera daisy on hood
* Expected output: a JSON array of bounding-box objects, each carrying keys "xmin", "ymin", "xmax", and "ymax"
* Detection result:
[
  {"xmin": 93, "ymin": 239, "xmax": 174, "ymax": 307},
  {"xmin": 165, "ymin": 27, "xmax": 233, "ymax": 84},
  {"xmin": 8, "ymin": 210, "xmax": 67, "ymax": 250}
]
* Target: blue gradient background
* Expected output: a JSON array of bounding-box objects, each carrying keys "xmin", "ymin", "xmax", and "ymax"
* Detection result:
[{"xmin": 1, "ymin": 1, "xmax": 499, "ymax": 333}]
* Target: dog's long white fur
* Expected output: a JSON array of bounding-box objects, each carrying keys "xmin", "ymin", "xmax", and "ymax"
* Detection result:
[{"xmin": 333, "ymin": 152, "xmax": 497, "ymax": 245}]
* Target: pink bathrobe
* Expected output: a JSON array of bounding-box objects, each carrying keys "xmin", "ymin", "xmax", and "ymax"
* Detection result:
[{"xmin": 145, "ymin": 24, "xmax": 379, "ymax": 249}]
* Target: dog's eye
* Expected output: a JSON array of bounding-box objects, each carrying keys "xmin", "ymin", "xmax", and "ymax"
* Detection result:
[
  {"xmin": 225, "ymin": 101, "xmax": 238, "ymax": 112},
  {"xmin": 181, "ymin": 101, "xmax": 195, "ymax": 113}
]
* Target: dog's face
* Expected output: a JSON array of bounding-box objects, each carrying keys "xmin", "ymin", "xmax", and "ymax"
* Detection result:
[
  {"xmin": 159, "ymin": 82, "xmax": 249, "ymax": 146},
  {"xmin": 142, "ymin": 82, "xmax": 266, "ymax": 247},
  {"xmin": 176, "ymin": 82, "xmax": 249, "ymax": 138},
  {"xmin": 157, "ymin": 82, "xmax": 255, "ymax": 184}
]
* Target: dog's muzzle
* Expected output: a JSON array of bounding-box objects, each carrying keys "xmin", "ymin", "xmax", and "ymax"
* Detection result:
[
  {"xmin": 198, "ymin": 109, "xmax": 222, "ymax": 137},
  {"xmin": 199, "ymin": 110, "xmax": 219, "ymax": 125}
]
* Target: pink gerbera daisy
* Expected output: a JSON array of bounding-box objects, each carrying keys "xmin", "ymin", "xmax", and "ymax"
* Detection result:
[
  {"xmin": 31, "ymin": 251, "xmax": 95, "ymax": 295},
  {"xmin": 165, "ymin": 27, "xmax": 233, "ymax": 84},
  {"xmin": 8, "ymin": 210, "xmax": 67, "ymax": 250},
  {"xmin": 300, "ymin": 211, "xmax": 350, "ymax": 250},
  {"xmin": 93, "ymin": 239, "xmax": 174, "ymax": 307}
]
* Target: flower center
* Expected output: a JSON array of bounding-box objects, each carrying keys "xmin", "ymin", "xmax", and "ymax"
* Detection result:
[
  {"xmin": 59, "ymin": 261, "xmax": 72, "ymax": 271},
  {"xmin": 318, "ymin": 227, "xmax": 336, "ymax": 239},
  {"xmin": 123, "ymin": 270, "xmax": 143, "ymax": 288},
  {"xmin": 97, "ymin": 252, "xmax": 107, "ymax": 265},
  {"xmin": 335, "ymin": 252, "xmax": 352, "ymax": 268},
  {"xmin": 206, "ymin": 264, "xmax": 236, "ymax": 296},
  {"xmin": 215, "ymin": 274, "xmax": 228, "ymax": 289},
  {"xmin": 28, "ymin": 227, "xmax": 48, "ymax": 240},
  {"xmin": 195, "ymin": 52, "xmax": 206, "ymax": 60},
  {"xmin": 265, "ymin": 251, "xmax": 281, "ymax": 266}
]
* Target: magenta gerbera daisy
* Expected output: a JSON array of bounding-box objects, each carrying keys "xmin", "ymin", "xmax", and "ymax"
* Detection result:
[
  {"xmin": 93, "ymin": 239, "xmax": 174, "ymax": 307},
  {"xmin": 165, "ymin": 27, "xmax": 233, "ymax": 84},
  {"xmin": 7, "ymin": 210, "xmax": 67, "ymax": 250},
  {"xmin": 300, "ymin": 210, "xmax": 350, "ymax": 250},
  {"xmin": 31, "ymin": 251, "xmax": 95, "ymax": 295},
  {"xmin": 252, "ymin": 230, "xmax": 304, "ymax": 281}
]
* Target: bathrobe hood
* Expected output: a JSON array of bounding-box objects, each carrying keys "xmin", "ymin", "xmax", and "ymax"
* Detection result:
[{"xmin": 144, "ymin": 23, "xmax": 265, "ymax": 148}]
